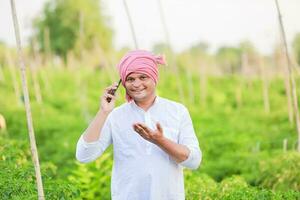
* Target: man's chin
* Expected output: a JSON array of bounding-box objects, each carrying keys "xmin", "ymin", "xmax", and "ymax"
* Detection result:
[{"xmin": 131, "ymin": 94, "xmax": 147, "ymax": 101}]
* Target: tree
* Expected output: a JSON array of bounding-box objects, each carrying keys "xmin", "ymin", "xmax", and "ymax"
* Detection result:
[
  {"xmin": 33, "ymin": 0, "xmax": 113, "ymax": 58},
  {"xmin": 216, "ymin": 46, "xmax": 241, "ymax": 74}
]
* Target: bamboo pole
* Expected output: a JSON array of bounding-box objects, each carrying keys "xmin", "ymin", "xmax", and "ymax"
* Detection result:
[
  {"xmin": 6, "ymin": 51, "xmax": 21, "ymax": 105},
  {"xmin": 76, "ymin": 14, "xmax": 92, "ymax": 124},
  {"xmin": 237, "ymin": 56, "xmax": 248, "ymax": 110},
  {"xmin": 39, "ymin": 65, "xmax": 52, "ymax": 97},
  {"xmin": 280, "ymin": 51, "xmax": 294, "ymax": 125},
  {"xmin": 29, "ymin": 40, "xmax": 43, "ymax": 104},
  {"xmin": 9, "ymin": 1, "xmax": 45, "ymax": 199},
  {"xmin": 157, "ymin": 0, "xmax": 171, "ymax": 49},
  {"xmin": 186, "ymin": 61, "xmax": 195, "ymax": 105},
  {"xmin": 259, "ymin": 56, "xmax": 270, "ymax": 114},
  {"xmin": 241, "ymin": 52, "xmax": 252, "ymax": 89},
  {"xmin": 123, "ymin": 0, "xmax": 139, "ymax": 49},
  {"xmin": 0, "ymin": 114, "xmax": 6, "ymax": 131},
  {"xmin": 274, "ymin": 0, "xmax": 300, "ymax": 152},
  {"xmin": 157, "ymin": 0, "xmax": 185, "ymax": 103},
  {"xmin": 32, "ymin": 38, "xmax": 52, "ymax": 98},
  {"xmin": 199, "ymin": 60, "xmax": 207, "ymax": 108},
  {"xmin": 0, "ymin": 64, "xmax": 4, "ymax": 82},
  {"xmin": 44, "ymin": 26, "xmax": 52, "ymax": 66},
  {"xmin": 29, "ymin": 60, "xmax": 43, "ymax": 104},
  {"xmin": 79, "ymin": 11, "xmax": 84, "ymax": 60},
  {"xmin": 93, "ymin": 39, "xmax": 115, "ymax": 83},
  {"xmin": 235, "ymin": 83, "xmax": 243, "ymax": 110},
  {"xmin": 283, "ymin": 138, "xmax": 288, "ymax": 152}
]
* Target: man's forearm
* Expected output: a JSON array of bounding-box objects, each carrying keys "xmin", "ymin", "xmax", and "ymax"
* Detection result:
[
  {"xmin": 83, "ymin": 109, "xmax": 110, "ymax": 142},
  {"xmin": 155, "ymin": 137, "xmax": 190, "ymax": 163}
]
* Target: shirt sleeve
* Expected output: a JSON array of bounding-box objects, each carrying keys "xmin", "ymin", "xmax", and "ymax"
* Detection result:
[
  {"xmin": 178, "ymin": 106, "xmax": 202, "ymax": 170},
  {"xmin": 75, "ymin": 114, "xmax": 113, "ymax": 163}
]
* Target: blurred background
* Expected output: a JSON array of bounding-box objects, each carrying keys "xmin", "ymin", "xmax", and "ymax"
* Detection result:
[{"xmin": 0, "ymin": 0, "xmax": 300, "ymax": 199}]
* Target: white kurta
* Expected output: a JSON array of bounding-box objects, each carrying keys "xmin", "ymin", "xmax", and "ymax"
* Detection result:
[{"xmin": 76, "ymin": 96, "xmax": 202, "ymax": 200}]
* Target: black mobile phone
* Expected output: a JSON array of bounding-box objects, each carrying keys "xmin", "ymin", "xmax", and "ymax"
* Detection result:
[{"xmin": 106, "ymin": 79, "xmax": 122, "ymax": 103}]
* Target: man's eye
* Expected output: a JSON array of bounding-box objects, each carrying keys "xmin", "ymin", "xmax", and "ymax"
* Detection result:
[
  {"xmin": 127, "ymin": 78, "xmax": 134, "ymax": 82},
  {"xmin": 140, "ymin": 76, "xmax": 147, "ymax": 80}
]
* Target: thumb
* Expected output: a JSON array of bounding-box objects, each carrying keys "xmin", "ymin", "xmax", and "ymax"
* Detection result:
[{"xmin": 156, "ymin": 122, "xmax": 163, "ymax": 133}]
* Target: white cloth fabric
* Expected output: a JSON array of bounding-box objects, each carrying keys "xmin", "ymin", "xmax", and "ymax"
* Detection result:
[{"xmin": 76, "ymin": 96, "xmax": 202, "ymax": 200}]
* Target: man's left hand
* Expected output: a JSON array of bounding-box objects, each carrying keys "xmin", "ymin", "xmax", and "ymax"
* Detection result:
[{"xmin": 133, "ymin": 122, "xmax": 164, "ymax": 144}]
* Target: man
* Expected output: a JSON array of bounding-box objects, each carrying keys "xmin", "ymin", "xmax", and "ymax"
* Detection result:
[{"xmin": 76, "ymin": 50, "xmax": 202, "ymax": 200}]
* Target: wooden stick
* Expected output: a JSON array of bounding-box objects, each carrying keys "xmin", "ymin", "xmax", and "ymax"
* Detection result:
[
  {"xmin": 280, "ymin": 51, "xmax": 294, "ymax": 125},
  {"xmin": 259, "ymin": 56, "xmax": 270, "ymax": 114},
  {"xmin": 44, "ymin": 26, "xmax": 52, "ymax": 66},
  {"xmin": 283, "ymin": 138, "xmax": 288, "ymax": 152},
  {"xmin": 93, "ymin": 39, "xmax": 115, "ymax": 83},
  {"xmin": 9, "ymin": 1, "xmax": 45, "ymax": 199},
  {"xmin": 29, "ymin": 60, "xmax": 43, "ymax": 104},
  {"xmin": 0, "ymin": 114, "xmax": 6, "ymax": 131},
  {"xmin": 199, "ymin": 60, "xmax": 207, "ymax": 108},
  {"xmin": 235, "ymin": 83, "xmax": 243, "ymax": 110},
  {"xmin": 186, "ymin": 62, "xmax": 195, "ymax": 105},
  {"xmin": 157, "ymin": 0, "xmax": 171, "ymax": 47},
  {"xmin": 6, "ymin": 51, "xmax": 21, "ymax": 105},
  {"xmin": 123, "ymin": 0, "xmax": 139, "ymax": 49},
  {"xmin": 0, "ymin": 64, "xmax": 4, "ymax": 82},
  {"xmin": 156, "ymin": 0, "xmax": 185, "ymax": 103},
  {"xmin": 32, "ymin": 38, "xmax": 51, "ymax": 101},
  {"xmin": 275, "ymin": 0, "xmax": 300, "ymax": 152}
]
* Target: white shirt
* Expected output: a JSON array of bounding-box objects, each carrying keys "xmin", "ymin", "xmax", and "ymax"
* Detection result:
[{"xmin": 76, "ymin": 96, "xmax": 202, "ymax": 200}]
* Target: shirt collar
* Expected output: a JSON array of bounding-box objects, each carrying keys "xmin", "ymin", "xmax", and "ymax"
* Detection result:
[{"xmin": 130, "ymin": 95, "xmax": 160, "ymax": 113}]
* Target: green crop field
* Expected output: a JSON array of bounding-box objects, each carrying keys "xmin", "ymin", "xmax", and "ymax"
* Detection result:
[{"xmin": 1, "ymin": 64, "xmax": 300, "ymax": 199}]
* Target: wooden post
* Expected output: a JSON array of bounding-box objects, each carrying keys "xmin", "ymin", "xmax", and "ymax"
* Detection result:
[
  {"xmin": 283, "ymin": 138, "xmax": 288, "ymax": 152},
  {"xmin": 259, "ymin": 56, "xmax": 270, "ymax": 114},
  {"xmin": 32, "ymin": 38, "xmax": 52, "ymax": 99},
  {"xmin": 156, "ymin": 0, "xmax": 185, "ymax": 103},
  {"xmin": 123, "ymin": 0, "xmax": 139, "ymax": 49},
  {"xmin": 29, "ymin": 60, "xmax": 43, "ymax": 104},
  {"xmin": 0, "ymin": 114, "xmax": 6, "ymax": 131},
  {"xmin": 256, "ymin": 141, "xmax": 260, "ymax": 152},
  {"xmin": 9, "ymin": 1, "xmax": 45, "ymax": 199},
  {"xmin": 0, "ymin": 64, "xmax": 4, "ymax": 82},
  {"xmin": 186, "ymin": 60, "xmax": 195, "ymax": 105},
  {"xmin": 235, "ymin": 83, "xmax": 243, "ymax": 110},
  {"xmin": 275, "ymin": 0, "xmax": 300, "ymax": 152},
  {"xmin": 199, "ymin": 60, "xmax": 207, "ymax": 108},
  {"xmin": 44, "ymin": 26, "xmax": 52, "ymax": 66},
  {"xmin": 280, "ymin": 52, "xmax": 294, "ymax": 125},
  {"xmin": 6, "ymin": 51, "xmax": 21, "ymax": 105}
]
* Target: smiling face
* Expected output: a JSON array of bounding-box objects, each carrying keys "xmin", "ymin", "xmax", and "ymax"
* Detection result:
[{"xmin": 124, "ymin": 72, "xmax": 156, "ymax": 102}]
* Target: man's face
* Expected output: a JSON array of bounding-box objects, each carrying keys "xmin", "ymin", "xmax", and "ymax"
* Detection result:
[{"xmin": 125, "ymin": 72, "xmax": 156, "ymax": 102}]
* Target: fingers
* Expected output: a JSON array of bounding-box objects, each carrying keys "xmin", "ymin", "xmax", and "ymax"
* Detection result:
[
  {"xmin": 105, "ymin": 82, "xmax": 118, "ymax": 91},
  {"xmin": 103, "ymin": 82, "xmax": 119, "ymax": 100},
  {"xmin": 105, "ymin": 86, "xmax": 117, "ymax": 93},
  {"xmin": 103, "ymin": 93, "xmax": 116, "ymax": 100},
  {"xmin": 138, "ymin": 123, "xmax": 152, "ymax": 134},
  {"xmin": 133, "ymin": 123, "xmax": 149, "ymax": 137},
  {"xmin": 156, "ymin": 122, "xmax": 163, "ymax": 133}
]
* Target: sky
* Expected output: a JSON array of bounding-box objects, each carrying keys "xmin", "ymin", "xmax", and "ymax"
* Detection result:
[{"xmin": 0, "ymin": 0, "xmax": 300, "ymax": 54}]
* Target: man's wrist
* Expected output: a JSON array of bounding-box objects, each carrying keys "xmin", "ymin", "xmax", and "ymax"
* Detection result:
[
  {"xmin": 154, "ymin": 136, "xmax": 168, "ymax": 147},
  {"xmin": 98, "ymin": 109, "xmax": 111, "ymax": 116}
]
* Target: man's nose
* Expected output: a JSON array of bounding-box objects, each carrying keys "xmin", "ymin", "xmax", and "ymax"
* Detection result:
[{"xmin": 132, "ymin": 79, "xmax": 141, "ymax": 87}]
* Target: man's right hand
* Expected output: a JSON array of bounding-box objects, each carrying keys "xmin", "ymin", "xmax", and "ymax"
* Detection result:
[{"xmin": 100, "ymin": 82, "xmax": 118, "ymax": 113}]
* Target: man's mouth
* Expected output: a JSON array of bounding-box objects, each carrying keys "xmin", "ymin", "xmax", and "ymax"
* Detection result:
[{"xmin": 132, "ymin": 89, "xmax": 145, "ymax": 92}]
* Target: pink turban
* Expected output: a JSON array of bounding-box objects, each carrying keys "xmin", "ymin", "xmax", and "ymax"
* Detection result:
[{"xmin": 117, "ymin": 50, "xmax": 166, "ymax": 102}]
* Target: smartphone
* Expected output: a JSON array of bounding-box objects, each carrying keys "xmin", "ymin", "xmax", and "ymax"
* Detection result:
[{"xmin": 106, "ymin": 79, "xmax": 122, "ymax": 103}]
